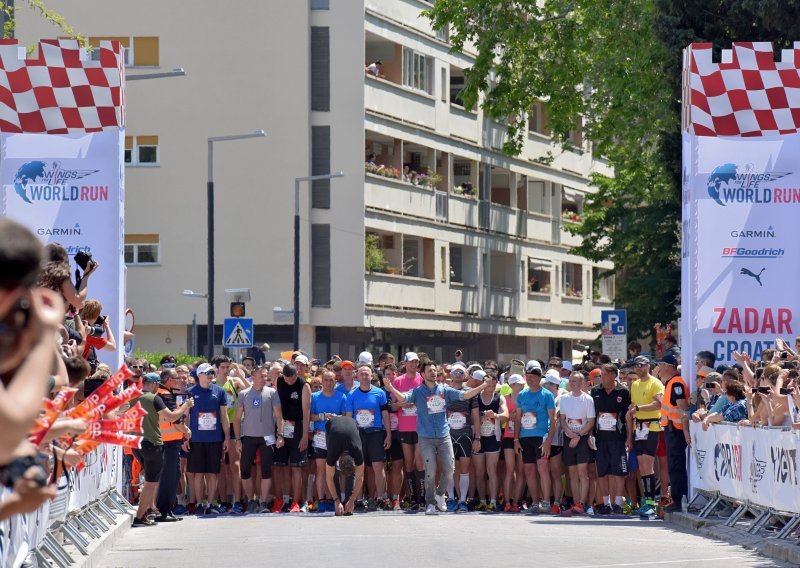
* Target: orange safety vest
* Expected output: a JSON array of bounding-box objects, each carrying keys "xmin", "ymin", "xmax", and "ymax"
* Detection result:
[
  {"xmin": 157, "ymin": 388, "xmax": 184, "ymax": 442},
  {"xmin": 660, "ymin": 375, "xmax": 688, "ymax": 430}
]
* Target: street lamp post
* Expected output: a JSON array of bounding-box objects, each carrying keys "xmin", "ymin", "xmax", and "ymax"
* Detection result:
[
  {"xmin": 182, "ymin": 290, "xmax": 207, "ymax": 356},
  {"xmin": 293, "ymin": 172, "xmax": 344, "ymax": 350},
  {"xmin": 206, "ymin": 130, "xmax": 267, "ymax": 360}
]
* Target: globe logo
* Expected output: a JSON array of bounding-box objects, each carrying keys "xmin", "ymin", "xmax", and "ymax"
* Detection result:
[
  {"xmin": 13, "ymin": 161, "xmax": 47, "ymax": 204},
  {"xmin": 707, "ymin": 163, "xmax": 738, "ymax": 207}
]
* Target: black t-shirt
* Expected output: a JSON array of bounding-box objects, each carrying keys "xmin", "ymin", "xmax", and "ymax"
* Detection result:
[
  {"xmin": 277, "ymin": 376, "xmax": 306, "ymax": 422},
  {"xmin": 325, "ymin": 415, "xmax": 364, "ymax": 467},
  {"xmin": 590, "ymin": 383, "xmax": 631, "ymax": 441}
]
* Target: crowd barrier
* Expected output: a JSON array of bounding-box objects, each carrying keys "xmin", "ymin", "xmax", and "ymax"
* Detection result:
[
  {"xmin": 0, "ymin": 446, "xmax": 131, "ymax": 568},
  {"xmin": 689, "ymin": 421, "xmax": 800, "ymax": 539}
]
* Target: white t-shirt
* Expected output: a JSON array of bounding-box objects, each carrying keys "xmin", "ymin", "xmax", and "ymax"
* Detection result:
[{"xmin": 558, "ymin": 391, "xmax": 596, "ymax": 434}]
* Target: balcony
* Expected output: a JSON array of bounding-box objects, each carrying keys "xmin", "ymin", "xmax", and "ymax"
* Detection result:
[
  {"xmin": 560, "ymin": 295, "xmax": 586, "ymax": 324},
  {"xmin": 365, "ymin": 74, "xmax": 437, "ymax": 129},
  {"xmin": 445, "ymin": 283, "xmax": 480, "ymax": 316},
  {"xmin": 526, "ymin": 213, "xmax": 552, "ymax": 242},
  {"xmin": 365, "ymin": 272, "xmax": 436, "ymax": 312},
  {"xmin": 448, "ymin": 194, "xmax": 478, "ymax": 228},
  {"xmin": 527, "ymin": 292, "xmax": 553, "ymax": 321},
  {"xmin": 488, "ymin": 287, "xmax": 517, "ymax": 319},
  {"xmin": 449, "ymin": 105, "xmax": 478, "ymax": 142},
  {"xmin": 365, "ymin": 172, "xmax": 437, "ymax": 220}
]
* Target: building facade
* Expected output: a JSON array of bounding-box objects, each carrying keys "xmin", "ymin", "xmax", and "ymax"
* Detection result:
[{"xmin": 17, "ymin": 0, "xmax": 613, "ymax": 363}]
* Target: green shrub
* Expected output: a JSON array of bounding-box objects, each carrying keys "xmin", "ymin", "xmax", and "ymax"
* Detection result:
[{"xmin": 133, "ymin": 350, "xmax": 206, "ymax": 368}]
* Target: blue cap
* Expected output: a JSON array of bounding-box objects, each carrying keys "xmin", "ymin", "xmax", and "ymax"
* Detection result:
[
  {"xmin": 658, "ymin": 354, "xmax": 679, "ymax": 366},
  {"xmin": 143, "ymin": 372, "xmax": 161, "ymax": 383}
]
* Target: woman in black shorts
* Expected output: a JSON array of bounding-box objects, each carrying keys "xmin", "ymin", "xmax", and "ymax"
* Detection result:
[{"xmin": 473, "ymin": 374, "xmax": 508, "ymax": 511}]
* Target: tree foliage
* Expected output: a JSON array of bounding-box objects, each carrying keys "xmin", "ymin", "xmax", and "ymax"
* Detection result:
[
  {"xmin": 1, "ymin": 0, "xmax": 86, "ymax": 44},
  {"xmin": 425, "ymin": 0, "xmax": 800, "ymax": 339}
]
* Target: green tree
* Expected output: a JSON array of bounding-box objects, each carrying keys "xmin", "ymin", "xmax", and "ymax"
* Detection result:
[
  {"xmin": 2, "ymin": 1, "xmax": 86, "ymax": 43},
  {"xmin": 365, "ymin": 233, "xmax": 387, "ymax": 273}
]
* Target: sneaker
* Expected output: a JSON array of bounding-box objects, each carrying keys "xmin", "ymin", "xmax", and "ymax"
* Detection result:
[
  {"xmin": 271, "ymin": 498, "xmax": 284, "ymax": 514},
  {"xmin": 257, "ymin": 503, "xmax": 271, "ymax": 514},
  {"xmin": 511, "ymin": 501, "xmax": 520, "ymax": 513},
  {"xmin": 611, "ymin": 504, "xmax": 624, "ymax": 515},
  {"xmin": 585, "ymin": 506, "xmax": 594, "ymax": 516},
  {"xmin": 622, "ymin": 501, "xmax": 633, "ymax": 515},
  {"xmin": 638, "ymin": 505, "xmax": 656, "ymax": 518},
  {"xmin": 217, "ymin": 503, "xmax": 228, "ymax": 514},
  {"xmin": 401, "ymin": 497, "xmax": 413, "ymax": 509},
  {"xmin": 145, "ymin": 508, "xmax": 159, "ymax": 520},
  {"xmin": 289, "ymin": 502, "xmax": 301, "ymax": 513},
  {"xmin": 246, "ymin": 500, "xmax": 259, "ymax": 514},
  {"xmin": 519, "ymin": 500, "xmax": 529, "ymax": 512},
  {"xmin": 504, "ymin": 501, "xmax": 513, "ymax": 513},
  {"xmin": 393, "ymin": 499, "xmax": 401, "ymax": 511},
  {"xmin": 457, "ymin": 501, "xmax": 469, "ymax": 513},
  {"xmin": 174, "ymin": 504, "xmax": 188, "ymax": 516},
  {"xmin": 281, "ymin": 501, "xmax": 292, "ymax": 513},
  {"xmin": 366, "ymin": 499, "xmax": 377, "ymax": 512},
  {"xmin": 475, "ymin": 501, "xmax": 486, "ymax": 512},
  {"xmin": 300, "ymin": 502, "xmax": 308, "ymax": 513},
  {"xmin": 447, "ymin": 499, "xmax": 457, "ymax": 512},
  {"xmin": 311, "ymin": 500, "xmax": 319, "ymax": 512},
  {"xmin": 486, "ymin": 502, "xmax": 496, "ymax": 512},
  {"xmin": 538, "ymin": 500, "xmax": 550, "ymax": 513},
  {"xmin": 436, "ymin": 494, "xmax": 448, "ymax": 512},
  {"xmin": 571, "ymin": 503, "xmax": 586, "ymax": 515},
  {"xmin": 425, "ymin": 504, "xmax": 437, "ymax": 515},
  {"xmin": 206, "ymin": 505, "xmax": 221, "ymax": 515},
  {"xmin": 550, "ymin": 503, "xmax": 561, "ymax": 514},
  {"xmin": 597, "ymin": 504, "xmax": 611, "ymax": 515},
  {"xmin": 131, "ymin": 516, "xmax": 156, "ymax": 527},
  {"xmin": 232, "ymin": 502, "xmax": 243, "ymax": 515},
  {"xmin": 316, "ymin": 500, "xmax": 327, "ymax": 513},
  {"xmin": 194, "ymin": 504, "xmax": 205, "ymax": 516}
]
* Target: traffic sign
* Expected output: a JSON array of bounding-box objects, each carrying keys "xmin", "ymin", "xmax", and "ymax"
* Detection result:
[
  {"xmin": 600, "ymin": 309, "xmax": 627, "ymax": 361},
  {"xmin": 223, "ymin": 317, "xmax": 253, "ymax": 348}
]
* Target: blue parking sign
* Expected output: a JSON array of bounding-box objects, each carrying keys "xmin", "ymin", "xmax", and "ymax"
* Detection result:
[{"xmin": 601, "ymin": 310, "xmax": 627, "ymax": 335}]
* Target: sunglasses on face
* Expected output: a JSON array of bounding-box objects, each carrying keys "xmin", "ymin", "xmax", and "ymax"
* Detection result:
[
  {"xmin": 130, "ymin": 365, "xmax": 144, "ymax": 370},
  {"xmin": 162, "ymin": 363, "xmax": 176, "ymax": 368},
  {"xmin": 450, "ymin": 371, "xmax": 465, "ymax": 377}
]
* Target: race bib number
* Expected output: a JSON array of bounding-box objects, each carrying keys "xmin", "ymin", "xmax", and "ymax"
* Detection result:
[
  {"xmin": 389, "ymin": 413, "xmax": 399, "ymax": 431},
  {"xmin": 198, "ymin": 412, "xmax": 217, "ymax": 431},
  {"xmin": 447, "ymin": 411, "xmax": 467, "ymax": 430},
  {"xmin": 598, "ymin": 412, "xmax": 617, "ymax": 432},
  {"xmin": 521, "ymin": 412, "xmax": 537, "ymax": 430},
  {"xmin": 264, "ymin": 435, "xmax": 276, "ymax": 446},
  {"xmin": 225, "ymin": 392, "xmax": 235, "ymax": 407},
  {"xmin": 312, "ymin": 430, "xmax": 327, "ymax": 450},
  {"xmin": 401, "ymin": 405, "xmax": 417, "ymax": 417},
  {"xmin": 567, "ymin": 418, "xmax": 583, "ymax": 434},
  {"xmin": 635, "ymin": 423, "xmax": 650, "ymax": 441},
  {"xmin": 356, "ymin": 409, "xmax": 375, "ymax": 428},
  {"xmin": 507, "ymin": 420, "xmax": 515, "ymax": 434},
  {"xmin": 480, "ymin": 418, "xmax": 495, "ymax": 437},
  {"xmin": 426, "ymin": 394, "xmax": 446, "ymax": 414},
  {"xmin": 283, "ymin": 420, "xmax": 296, "ymax": 439}
]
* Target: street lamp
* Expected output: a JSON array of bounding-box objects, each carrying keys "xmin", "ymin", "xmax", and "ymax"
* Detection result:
[
  {"xmin": 182, "ymin": 290, "xmax": 207, "ymax": 356},
  {"xmin": 128, "ymin": 68, "xmax": 186, "ymax": 81},
  {"xmin": 207, "ymin": 131, "xmax": 266, "ymax": 359},
  {"xmin": 293, "ymin": 172, "xmax": 344, "ymax": 350}
]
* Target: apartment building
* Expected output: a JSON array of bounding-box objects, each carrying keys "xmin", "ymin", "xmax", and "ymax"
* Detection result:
[{"xmin": 16, "ymin": 0, "xmax": 613, "ymax": 363}]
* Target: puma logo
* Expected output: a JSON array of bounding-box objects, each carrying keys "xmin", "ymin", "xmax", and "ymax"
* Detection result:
[{"xmin": 740, "ymin": 267, "xmax": 765, "ymax": 286}]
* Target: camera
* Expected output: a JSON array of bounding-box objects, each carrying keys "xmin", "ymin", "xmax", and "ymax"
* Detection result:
[
  {"xmin": 87, "ymin": 324, "xmax": 104, "ymax": 338},
  {"xmin": 74, "ymin": 250, "xmax": 96, "ymax": 272}
]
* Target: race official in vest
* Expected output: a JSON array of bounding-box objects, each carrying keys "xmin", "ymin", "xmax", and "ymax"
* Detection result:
[
  {"xmin": 657, "ymin": 354, "xmax": 690, "ymax": 512},
  {"xmin": 156, "ymin": 368, "xmax": 193, "ymax": 522}
]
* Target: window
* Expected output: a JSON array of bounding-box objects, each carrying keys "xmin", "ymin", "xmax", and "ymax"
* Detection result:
[
  {"xmin": 450, "ymin": 245, "xmax": 463, "ymax": 283},
  {"xmin": 311, "ymin": 126, "xmax": 331, "ymax": 208},
  {"xmin": 490, "ymin": 251, "xmax": 515, "ymax": 291},
  {"xmin": 593, "ymin": 267, "xmax": 615, "ymax": 301},
  {"xmin": 310, "ymin": 0, "xmax": 329, "ymax": 9},
  {"xmin": 125, "ymin": 136, "xmax": 159, "ymax": 166},
  {"xmin": 528, "ymin": 101, "xmax": 549, "ymax": 135},
  {"xmin": 450, "ymin": 244, "xmax": 478, "ymax": 285},
  {"xmin": 528, "ymin": 259, "xmax": 551, "ymax": 294},
  {"xmin": 124, "ymin": 234, "xmax": 159, "ymax": 265},
  {"xmin": 449, "ymin": 66, "xmax": 467, "ymax": 107},
  {"xmin": 311, "ymin": 27, "xmax": 330, "ymax": 111},
  {"xmin": 402, "ymin": 48, "xmax": 432, "ymax": 94},
  {"xmin": 527, "ymin": 180, "xmax": 549, "ymax": 216},
  {"xmin": 402, "ymin": 237, "xmax": 420, "ymax": 277},
  {"xmin": 312, "ymin": 225, "xmax": 331, "ymax": 307},
  {"xmin": 88, "ymin": 36, "xmax": 158, "ymax": 67},
  {"xmin": 562, "ymin": 187, "xmax": 583, "ymax": 223},
  {"xmin": 440, "ymin": 246, "xmax": 447, "ymax": 283},
  {"xmin": 562, "ymin": 262, "xmax": 583, "ymax": 298},
  {"xmin": 435, "ymin": 25, "xmax": 449, "ymax": 43}
]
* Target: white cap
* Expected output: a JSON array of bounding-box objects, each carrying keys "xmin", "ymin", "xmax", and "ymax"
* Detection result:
[
  {"xmin": 404, "ymin": 352, "xmax": 419, "ymax": 362},
  {"xmin": 507, "ymin": 373, "xmax": 525, "ymax": 386},
  {"xmin": 472, "ymin": 370, "xmax": 487, "ymax": 381},
  {"xmin": 357, "ymin": 351, "xmax": 373, "ymax": 366},
  {"xmin": 562, "ymin": 361, "xmax": 573, "ymax": 372},
  {"xmin": 525, "ymin": 360, "xmax": 542, "ymax": 374},
  {"xmin": 294, "ymin": 354, "xmax": 310, "ymax": 366},
  {"xmin": 544, "ymin": 369, "xmax": 561, "ymax": 384},
  {"xmin": 451, "ymin": 362, "xmax": 467, "ymax": 372},
  {"xmin": 467, "ymin": 363, "xmax": 483, "ymax": 374}
]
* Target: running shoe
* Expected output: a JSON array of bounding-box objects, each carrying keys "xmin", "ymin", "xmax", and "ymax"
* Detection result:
[
  {"xmin": 571, "ymin": 503, "xmax": 586, "ymax": 515},
  {"xmin": 425, "ymin": 504, "xmax": 437, "ymax": 515},
  {"xmin": 550, "ymin": 503, "xmax": 561, "ymax": 514},
  {"xmin": 585, "ymin": 506, "xmax": 594, "ymax": 516},
  {"xmin": 538, "ymin": 500, "xmax": 550, "ymax": 513},
  {"xmin": 174, "ymin": 504, "xmax": 188, "ymax": 516},
  {"xmin": 401, "ymin": 497, "xmax": 413, "ymax": 509},
  {"xmin": 217, "ymin": 503, "xmax": 229, "ymax": 514},
  {"xmin": 504, "ymin": 501, "xmax": 513, "ymax": 513},
  {"xmin": 511, "ymin": 501, "xmax": 520, "ymax": 513},
  {"xmin": 596, "ymin": 504, "xmax": 611, "ymax": 515},
  {"xmin": 131, "ymin": 517, "xmax": 156, "ymax": 527},
  {"xmin": 475, "ymin": 501, "xmax": 486, "ymax": 511},
  {"xmin": 232, "ymin": 502, "xmax": 243, "ymax": 515},
  {"xmin": 194, "ymin": 504, "xmax": 205, "ymax": 516},
  {"xmin": 393, "ymin": 499, "xmax": 401, "ymax": 511},
  {"xmin": 317, "ymin": 500, "xmax": 328, "ymax": 513},
  {"xmin": 289, "ymin": 502, "xmax": 301, "ymax": 513},
  {"xmin": 206, "ymin": 505, "xmax": 221, "ymax": 515},
  {"xmin": 633, "ymin": 504, "xmax": 651, "ymax": 516},
  {"xmin": 300, "ymin": 502, "xmax": 308, "ymax": 513},
  {"xmin": 486, "ymin": 502, "xmax": 496, "ymax": 512},
  {"xmin": 519, "ymin": 500, "xmax": 529, "ymax": 512},
  {"xmin": 456, "ymin": 501, "xmax": 469, "ymax": 513},
  {"xmin": 271, "ymin": 498, "xmax": 284, "ymax": 514},
  {"xmin": 611, "ymin": 504, "xmax": 624, "ymax": 515},
  {"xmin": 622, "ymin": 501, "xmax": 633, "ymax": 515},
  {"xmin": 638, "ymin": 505, "xmax": 656, "ymax": 518},
  {"xmin": 247, "ymin": 500, "xmax": 259, "ymax": 514},
  {"xmin": 281, "ymin": 501, "xmax": 292, "ymax": 513},
  {"xmin": 257, "ymin": 503, "xmax": 272, "ymax": 514},
  {"xmin": 447, "ymin": 499, "xmax": 458, "ymax": 512},
  {"xmin": 366, "ymin": 499, "xmax": 377, "ymax": 512},
  {"xmin": 436, "ymin": 494, "xmax": 448, "ymax": 512}
]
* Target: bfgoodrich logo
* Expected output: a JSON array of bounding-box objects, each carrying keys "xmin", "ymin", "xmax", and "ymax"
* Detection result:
[
  {"xmin": 13, "ymin": 161, "xmax": 103, "ymax": 204},
  {"xmin": 707, "ymin": 163, "xmax": 792, "ymax": 206}
]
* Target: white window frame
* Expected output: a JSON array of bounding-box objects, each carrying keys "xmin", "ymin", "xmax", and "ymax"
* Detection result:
[
  {"xmin": 124, "ymin": 242, "xmax": 160, "ymax": 266},
  {"xmin": 402, "ymin": 48, "xmax": 432, "ymax": 95},
  {"xmin": 561, "ymin": 262, "xmax": 584, "ymax": 299},
  {"xmin": 125, "ymin": 136, "xmax": 160, "ymax": 167}
]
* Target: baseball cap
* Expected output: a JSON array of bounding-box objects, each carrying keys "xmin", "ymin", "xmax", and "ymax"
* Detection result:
[
  {"xmin": 450, "ymin": 362, "xmax": 467, "ymax": 375},
  {"xmin": 507, "ymin": 373, "xmax": 525, "ymax": 386},
  {"xmin": 658, "ymin": 354, "xmax": 679, "ymax": 366},
  {"xmin": 294, "ymin": 354, "xmax": 310, "ymax": 366},
  {"xmin": 544, "ymin": 369, "xmax": 561, "ymax": 385},
  {"xmin": 589, "ymin": 368, "xmax": 602, "ymax": 380},
  {"xmin": 143, "ymin": 372, "xmax": 161, "ymax": 383},
  {"xmin": 467, "ymin": 363, "xmax": 483, "ymax": 374},
  {"xmin": 562, "ymin": 361, "xmax": 573, "ymax": 372},
  {"xmin": 633, "ymin": 355, "xmax": 651, "ymax": 366},
  {"xmin": 404, "ymin": 352, "xmax": 419, "ymax": 362},
  {"xmin": 196, "ymin": 363, "xmax": 214, "ymax": 375},
  {"xmin": 340, "ymin": 360, "xmax": 355, "ymax": 369},
  {"xmin": 472, "ymin": 370, "xmax": 487, "ymax": 382},
  {"xmin": 704, "ymin": 371, "xmax": 723, "ymax": 383},
  {"xmin": 525, "ymin": 360, "xmax": 542, "ymax": 374},
  {"xmin": 696, "ymin": 365, "xmax": 715, "ymax": 378},
  {"xmin": 358, "ymin": 351, "xmax": 373, "ymax": 366}
]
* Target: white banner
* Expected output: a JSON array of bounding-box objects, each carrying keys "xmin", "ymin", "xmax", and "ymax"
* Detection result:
[
  {"xmin": 0, "ymin": 130, "xmax": 125, "ymax": 368},
  {"xmin": 681, "ymin": 133, "xmax": 800, "ymax": 373},
  {"xmin": 689, "ymin": 422, "xmax": 800, "ymax": 513}
]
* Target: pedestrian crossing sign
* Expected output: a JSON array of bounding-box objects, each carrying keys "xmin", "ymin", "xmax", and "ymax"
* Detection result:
[{"xmin": 223, "ymin": 317, "xmax": 253, "ymax": 348}]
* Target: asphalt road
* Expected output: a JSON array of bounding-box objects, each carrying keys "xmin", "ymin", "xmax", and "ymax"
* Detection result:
[{"xmin": 97, "ymin": 512, "xmax": 789, "ymax": 568}]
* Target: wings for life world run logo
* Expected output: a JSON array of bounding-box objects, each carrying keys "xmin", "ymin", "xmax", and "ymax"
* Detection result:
[
  {"xmin": 707, "ymin": 163, "xmax": 795, "ymax": 206},
  {"xmin": 13, "ymin": 161, "xmax": 105, "ymax": 204}
]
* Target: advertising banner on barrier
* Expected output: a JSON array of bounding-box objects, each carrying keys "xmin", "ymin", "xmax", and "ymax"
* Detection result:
[
  {"xmin": 0, "ymin": 130, "xmax": 125, "ymax": 368},
  {"xmin": 689, "ymin": 422, "xmax": 800, "ymax": 513}
]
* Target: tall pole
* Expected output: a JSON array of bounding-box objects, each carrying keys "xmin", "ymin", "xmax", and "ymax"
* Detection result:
[
  {"xmin": 293, "ymin": 178, "xmax": 300, "ymax": 351},
  {"xmin": 207, "ymin": 141, "xmax": 215, "ymax": 360},
  {"xmin": 191, "ymin": 312, "xmax": 197, "ymax": 356}
]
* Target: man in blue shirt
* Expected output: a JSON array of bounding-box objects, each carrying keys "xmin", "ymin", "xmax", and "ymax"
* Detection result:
[
  {"xmin": 310, "ymin": 370, "xmax": 348, "ymax": 510},
  {"xmin": 184, "ymin": 363, "xmax": 230, "ymax": 515},
  {"xmin": 513, "ymin": 363, "xmax": 557, "ymax": 513},
  {"xmin": 383, "ymin": 359, "xmax": 487, "ymax": 514}
]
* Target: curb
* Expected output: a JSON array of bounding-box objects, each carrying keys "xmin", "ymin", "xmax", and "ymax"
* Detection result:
[
  {"xmin": 49, "ymin": 511, "xmax": 132, "ymax": 568},
  {"xmin": 666, "ymin": 511, "xmax": 800, "ymax": 565}
]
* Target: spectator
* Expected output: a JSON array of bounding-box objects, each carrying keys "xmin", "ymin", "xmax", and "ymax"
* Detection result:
[
  {"xmin": 38, "ymin": 242, "xmax": 98, "ymax": 313},
  {"xmin": 702, "ymin": 382, "xmax": 748, "ymax": 428},
  {"xmin": 365, "ymin": 60, "xmax": 382, "ymax": 76},
  {"xmin": 627, "ymin": 341, "xmax": 642, "ymax": 360},
  {"xmin": 79, "ymin": 299, "xmax": 117, "ymax": 361}
]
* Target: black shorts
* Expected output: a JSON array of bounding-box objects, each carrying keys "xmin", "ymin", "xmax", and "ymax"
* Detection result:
[
  {"xmin": 633, "ymin": 430, "xmax": 660, "ymax": 457},
  {"xmin": 187, "ymin": 441, "xmax": 223, "ymax": 475},
  {"xmin": 273, "ymin": 432, "xmax": 308, "ymax": 467},
  {"xmin": 519, "ymin": 437, "xmax": 543, "ymax": 464},
  {"xmin": 400, "ymin": 431, "xmax": 418, "ymax": 445},
  {"xmin": 550, "ymin": 445, "xmax": 563, "ymax": 458},
  {"xmin": 387, "ymin": 438, "xmax": 403, "ymax": 461},
  {"xmin": 501, "ymin": 437, "xmax": 515, "ymax": 451},
  {"xmin": 240, "ymin": 436, "xmax": 274, "ymax": 480},
  {"xmin": 476, "ymin": 435, "xmax": 501, "ymax": 454},
  {"xmin": 359, "ymin": 429, "xmax": 386, "ymax": 465},
  {"xmin": 451, "ymin": 433, "xmax": 473, "ymax": 459},
  {"xmin": 562, "ymin": 435, "xmax": 592, "ymax": 466},
  {"xmin": 595, "ymin": 439, "xmax": 628, "ymax": 477},
  {"xmin": 313, "ymin": 447, "xmax": 328, "ymax": 460},
  {"xmin": 133, "ymin": 441, "xmax": 164, "ymax": 482}
]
